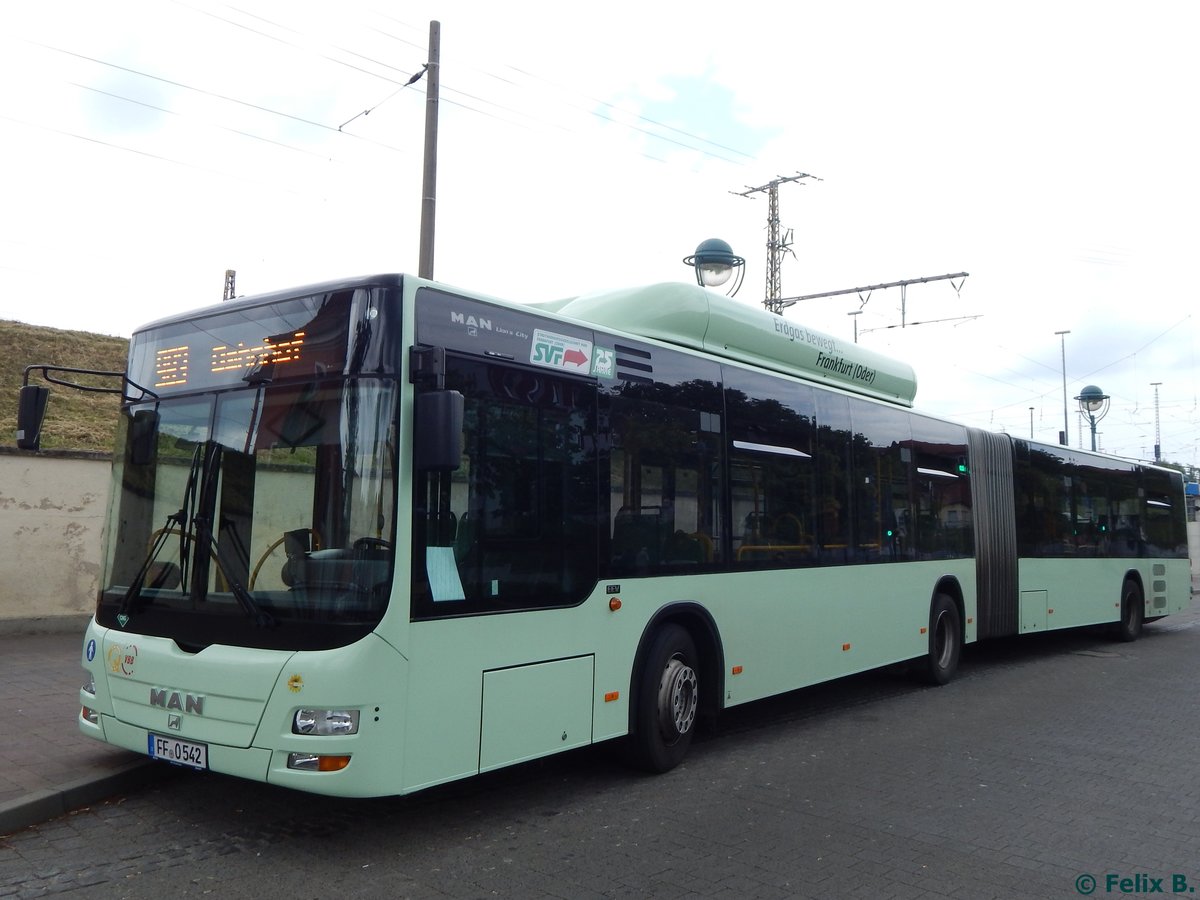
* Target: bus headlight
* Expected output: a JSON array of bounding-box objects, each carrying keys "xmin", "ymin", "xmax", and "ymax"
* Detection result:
[{"xmin": 292, "ymin": 708, "xmax": 360, "ymax": 735}]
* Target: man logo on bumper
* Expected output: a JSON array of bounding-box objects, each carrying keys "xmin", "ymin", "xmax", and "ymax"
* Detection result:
[
  {"xmin": 150, "ymin": 688, "xmax": 205, "ymax": 716},
  {"xmin": 167, "ymin": 714, "xmax": 182, "ymax": 731}
]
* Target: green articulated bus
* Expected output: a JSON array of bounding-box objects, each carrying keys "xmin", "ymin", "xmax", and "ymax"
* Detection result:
[{"xmin": 24, "ymin": 274, "xmax": 1190, "ymax": 797}]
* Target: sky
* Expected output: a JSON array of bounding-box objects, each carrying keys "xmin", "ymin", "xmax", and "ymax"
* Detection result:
[{"xmin": 2, "ymin": 1, "xmax": 1198, "ymax": 468}]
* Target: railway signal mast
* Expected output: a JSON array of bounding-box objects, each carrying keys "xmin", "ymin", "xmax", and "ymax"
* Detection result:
[{"xmin": 732, "ymin": 173, "xmax": 820, "ymax": 315}]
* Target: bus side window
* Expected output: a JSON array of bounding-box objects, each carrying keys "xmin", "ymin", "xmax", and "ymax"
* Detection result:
[
  {"xmin": 908, "ymin": 416, "xmax": 972, "ymax": 561},
  {"xmin": 815, "ymin": 392, "xmax": 853, "ymax": 564},
  {"xmin": 1022, "ymin": 446, "xmax": 1072, "ymax": 556},
  {"xmin": 849, "ymin": 398, "xmax": 913, "ymax": 564},
  {"xmin": 412, "ymin": 356, "xmax": 599, "ymax": 617},
  {"xmin": 604, "ymin": 345, "xmax": 723, "ymax": 577},
  {"xmin": 724, "ymin": 369, "xmax": 817, "ymax": 570}
]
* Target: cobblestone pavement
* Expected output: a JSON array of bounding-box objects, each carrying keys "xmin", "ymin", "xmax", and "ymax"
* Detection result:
[{"xmin": 2, "ymin": 591, "xmax": 1199, "ymax": 898}]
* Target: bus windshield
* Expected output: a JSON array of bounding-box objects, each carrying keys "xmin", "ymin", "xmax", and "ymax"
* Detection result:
[{"xmin": 97, "ymin": 377, "xmax": 397, "ymax": 651}]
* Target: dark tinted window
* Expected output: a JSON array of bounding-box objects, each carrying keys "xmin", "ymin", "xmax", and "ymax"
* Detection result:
[
  {"xmin": 1015, "ymin": 443, "xmax": 1071, "ymax": 556},
  {"xmin": 1012, "ymin": 442, "xmax": 1185, "ymax": 560},
  {"xmin": 850, "ymin": 399, "xmax": 914, "ymax": 563},
  {"xmin": 1106, "ymin": 463, "xmax": 1141, "ymax": 557},
  {"xmin": 1071, "ymin": 458, "xmax": 1126, "ymax": 557},
  {"xmin": 1142, "ymin": 466, "xmax": 1188, "ymax": 558},
  {"xmin": 725, "ymin": 368, "xmax": 817, "ymax": 569},
  {"xmin": 815, "ymin": 392, "xmax": 854, "ymax": 564},
  {"xmin": 411, "ymin": 356, "xmax": 599, "ymax": 618},
  {"xmin": 604, "ymin": 343, "xmax": 723, "ymax": 576},
  {"xmin": 908, "ymin": 416, "xmax": 973, "ymax": 559}
]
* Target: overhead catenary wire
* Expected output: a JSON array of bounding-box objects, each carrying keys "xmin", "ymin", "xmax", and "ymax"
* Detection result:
[
  {"xmin": 21, "ymin": 4, "xmax": 762, "ymax": 177},
  {"xmin": 0, "ymin": 111, "xmax": 315, "ymax": 195},
  {"xmin": 339, "ymin": 64, "xmax": 428, "ymax": 131},
  {"xmin": 167, "ymin": 0, "xmax": 421, "ymax": 83},
  {"xmin": 167, "ymin": 0, "xmax": 763, "ymax": 167}
]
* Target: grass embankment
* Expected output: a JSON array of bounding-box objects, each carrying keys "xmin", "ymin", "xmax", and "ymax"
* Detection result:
[{"xmin": 0, "ymin": 319, "xmax": 129, "ymax": 452}]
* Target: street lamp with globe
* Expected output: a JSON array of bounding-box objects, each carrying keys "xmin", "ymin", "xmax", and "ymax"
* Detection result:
[{"xmin": 1074, "ymin": 384, "xmax": 1110, "ymax": 452}]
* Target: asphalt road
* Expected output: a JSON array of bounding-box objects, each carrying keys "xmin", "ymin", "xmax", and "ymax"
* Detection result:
[{"xmin": 3, "ymin": 602, "xmax": 1199, "ymax": 899}]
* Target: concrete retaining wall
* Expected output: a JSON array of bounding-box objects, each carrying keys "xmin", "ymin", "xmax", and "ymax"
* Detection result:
[{"xmin": 0, "ymin": 448, "xmax": 110, "ymax": 633}]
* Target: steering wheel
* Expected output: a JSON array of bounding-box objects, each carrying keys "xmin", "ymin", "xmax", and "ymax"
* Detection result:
[{"xmin": 248, "ymin": 528, "xmax": 321, "ymax": 591}]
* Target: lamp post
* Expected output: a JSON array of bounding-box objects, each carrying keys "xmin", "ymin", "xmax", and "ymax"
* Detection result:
[
  {"xmin": 1055, "ymin": 330, "xmax": 1070, "ymax": 445},
  {"xmin": 1074, "ymin": 384, "xmax": 1110, "ymax": 452},
  {"xmin": 683, "ymin": 238, "xmax": 746, "ymax": 297}
]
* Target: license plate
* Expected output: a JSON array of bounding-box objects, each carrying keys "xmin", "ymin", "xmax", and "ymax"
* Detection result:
[{"xmin": 148, "ymin": 733, "xmax": 209, "ymax": 770}]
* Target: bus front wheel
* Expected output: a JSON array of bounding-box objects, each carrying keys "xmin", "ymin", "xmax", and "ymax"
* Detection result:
[
  {"xmin": 1115, "ymin": 580, "xmax": 1144, "ymax": 643},
  {"xmin": 922, "ymin": 593, "xmax": 962, "ymax": 686},
  {"xmin": 629, "ymin": 624, "xmax": 700, "ymax": 773}
]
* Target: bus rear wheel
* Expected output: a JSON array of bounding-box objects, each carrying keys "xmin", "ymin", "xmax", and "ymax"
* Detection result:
[
  {"xmin": 1115, "ymin": 580, "xmax": 1144, "ymax": 643},
  {"xmin": 629, "ymin": 624, "xmax": 699, "ymax": 773},
  {"xmin": 922, "ymin": 593, "xmax": 961, "ymax": 685}
]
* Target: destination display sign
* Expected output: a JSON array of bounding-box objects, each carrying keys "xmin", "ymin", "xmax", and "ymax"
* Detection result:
[{"xmin": 129, "ymin": 292, "xmax": 353, "ymax": 395}]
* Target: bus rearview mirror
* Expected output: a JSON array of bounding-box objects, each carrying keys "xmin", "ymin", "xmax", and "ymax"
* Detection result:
[
  {"xmin": 130, "ymin": 409, "xmax": 160, "ymax": 466},
  {"xmin": 415, "ymin": 390, "xmax": 464, "ymax": 471},
  {"xmin": 16, "ymin": 385, "xmax": 49, "ymax": 451}
]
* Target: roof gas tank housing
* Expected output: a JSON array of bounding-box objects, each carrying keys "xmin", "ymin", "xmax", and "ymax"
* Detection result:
[{"xmin": 529, "ymin": 282, "xmax": 918, "ymax": 407}]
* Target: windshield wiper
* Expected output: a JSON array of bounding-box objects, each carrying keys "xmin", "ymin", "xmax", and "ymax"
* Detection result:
[
  {"xmin": 189, "ymin": 442, "xmax": 275, "ymax": 629},
  {"xmin": 192, "ymin": 511, "xmax": 275, "ymax": 628},
  {"xmin": 115, "ymin": 444, "xmax": 204, "ymax": 628}
]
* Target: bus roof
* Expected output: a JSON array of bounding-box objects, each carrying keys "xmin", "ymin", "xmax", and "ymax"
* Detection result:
[
  {"xmin": 133, "ymin": 274, "xmax": 918, "ymax": 407},
  {"xmin": 530, "ymin": 282, "xmax": 918, "ymax": 407}
]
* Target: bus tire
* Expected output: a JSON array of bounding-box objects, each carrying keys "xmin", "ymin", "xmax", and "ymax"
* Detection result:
[
  {"xmin": 629, "ymin": 624, "xmax": 700, "ymax": 773},
  {"xmin": 922, "ymin": 593, "xmax": 961, "ymax": 686},
  {"xmin": 1115, "ymin": 580, "xmax": 1144, "ymax": 643}
]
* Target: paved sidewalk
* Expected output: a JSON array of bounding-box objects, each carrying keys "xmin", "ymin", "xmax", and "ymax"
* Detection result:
[{"xmin": 0, "ymin": 630, "xmax": 167, "ymax": 837}]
